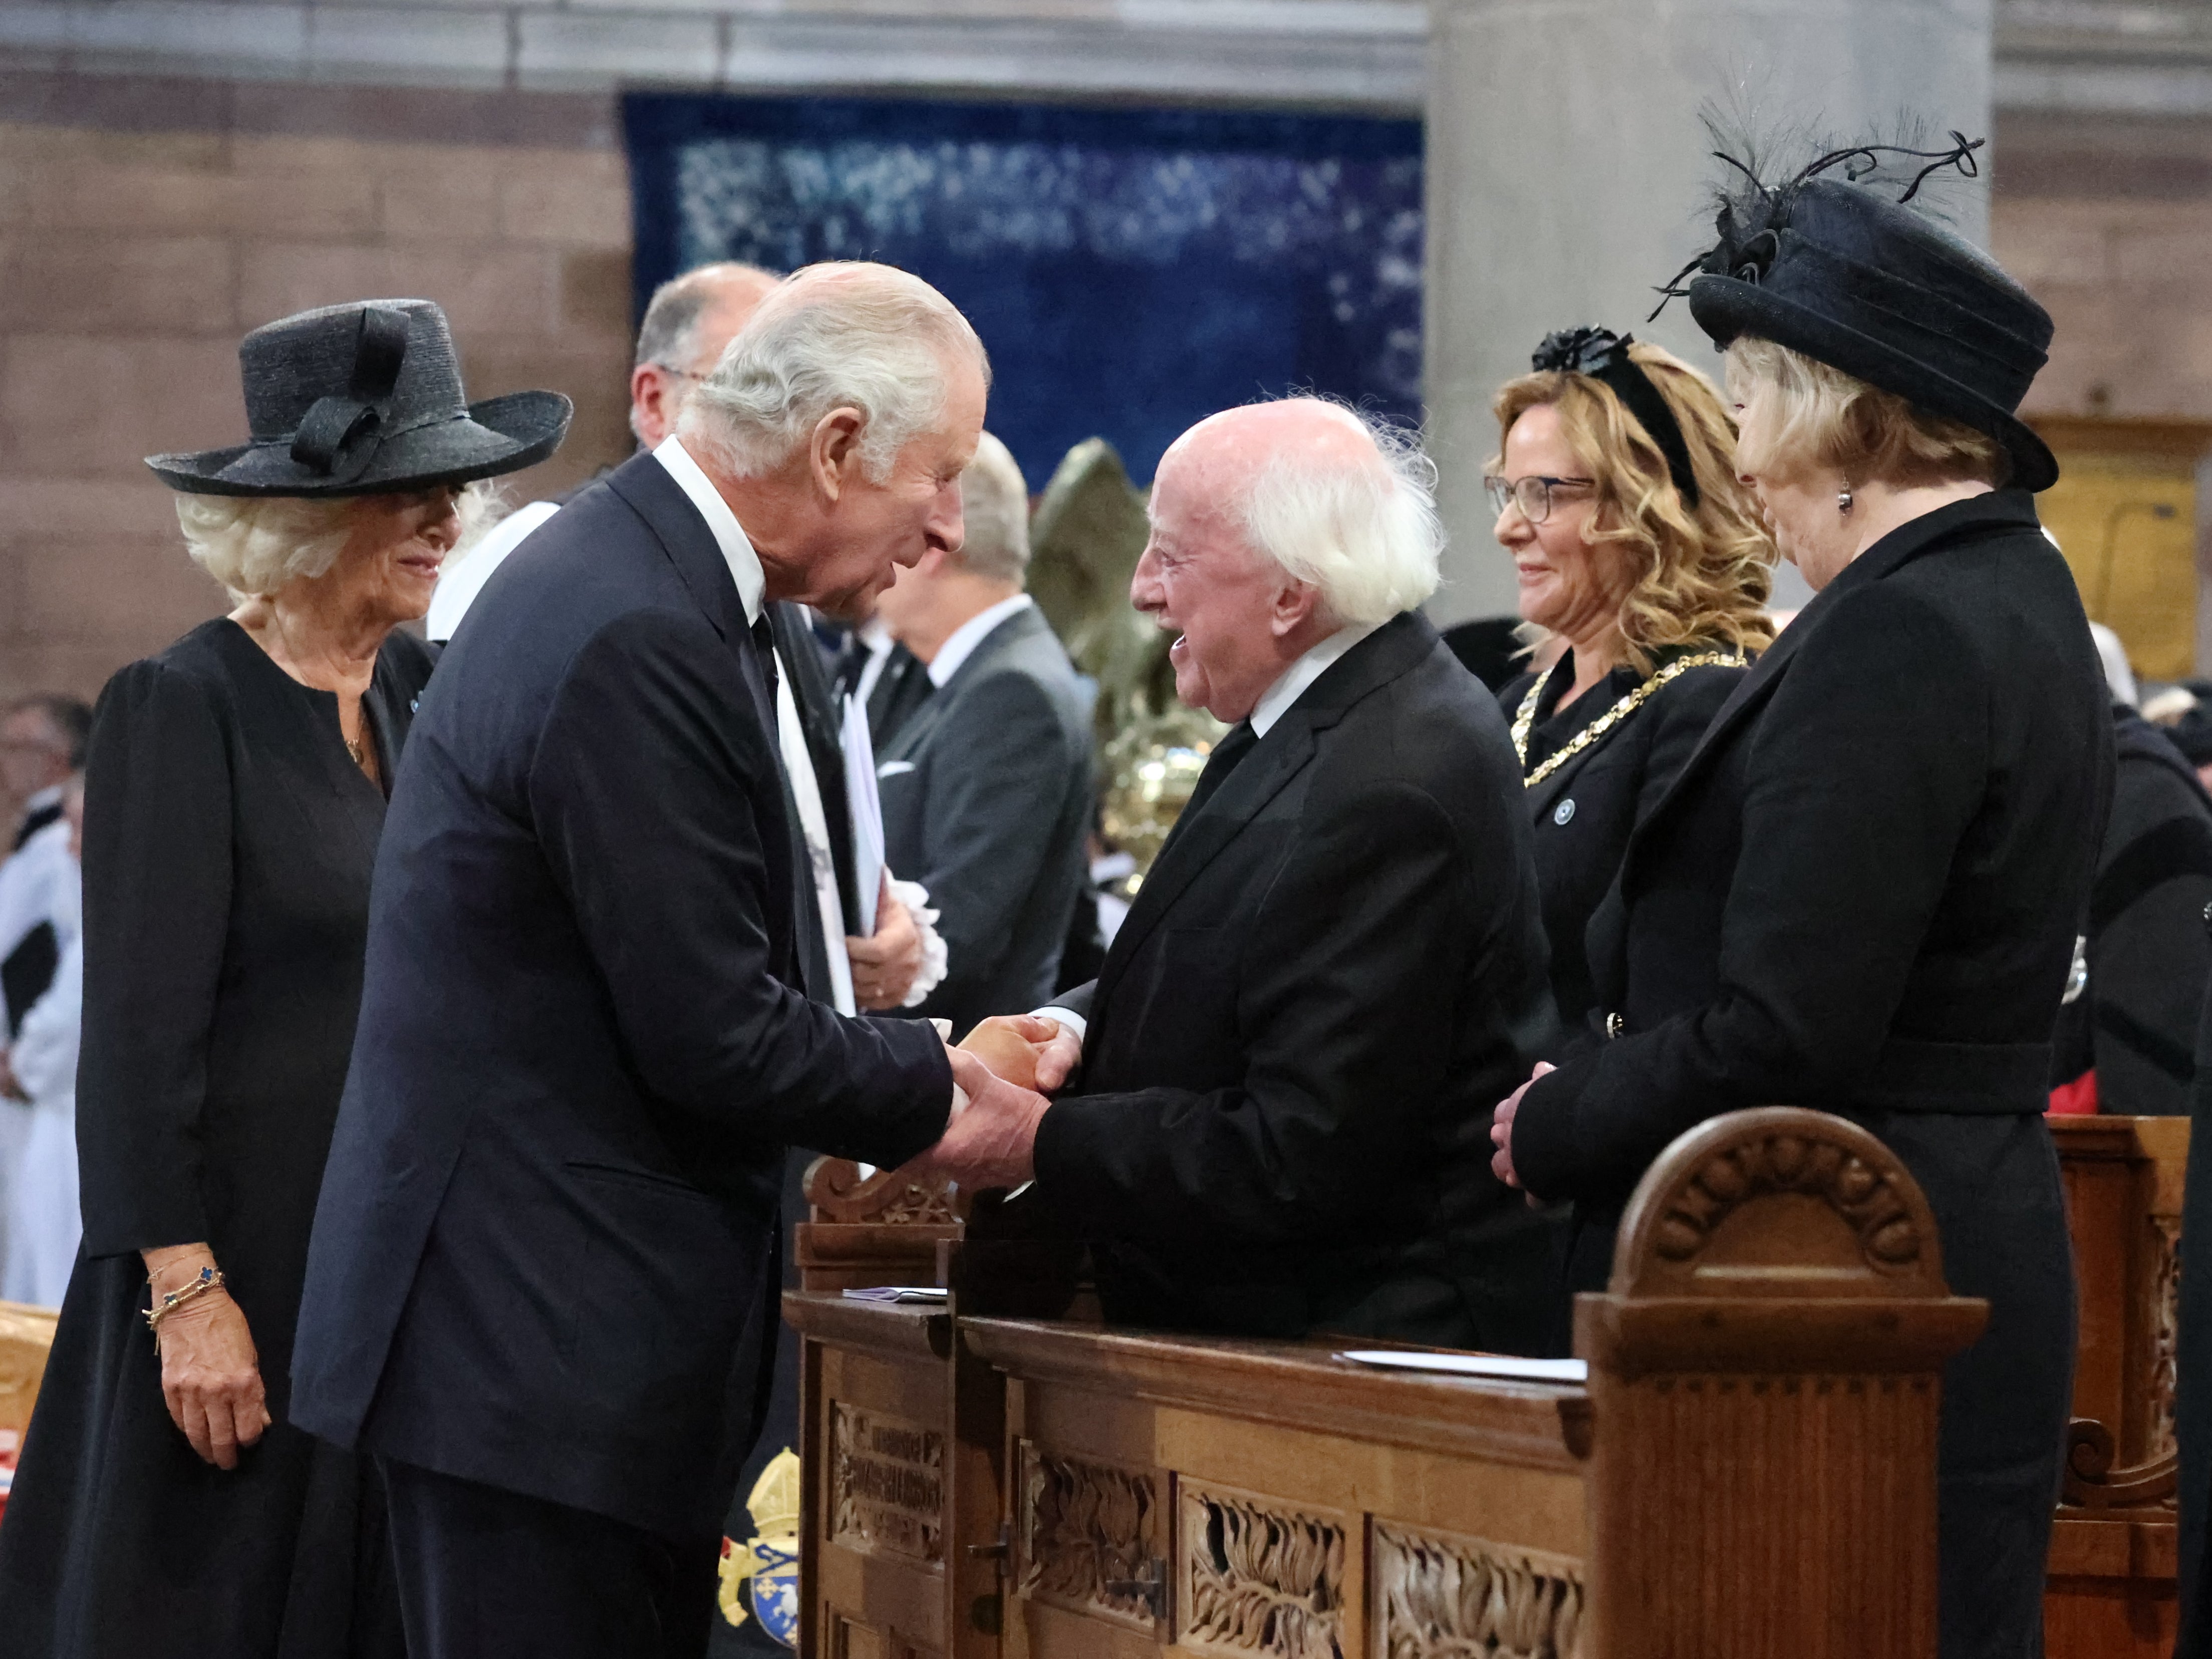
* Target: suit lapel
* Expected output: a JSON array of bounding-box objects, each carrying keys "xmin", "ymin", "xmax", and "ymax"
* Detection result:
[
  {"xmin": 1624, "ymin": 489, "xmax": 2042, "ymax": 853},
  {"xmin": 1093, "ymin": 716, "xmax": 1318, "ymax": 1014},
  {"xmin": 1088, "ymin": 612, "xmax": 1440, "ymax": 1022},
  {"xmin": 605, "ymin": 452, "xmax": 778, "ymax": 743},
  {"xmin": 881, "ymin": 607, "xmax": 1041, "ymax": 766}
]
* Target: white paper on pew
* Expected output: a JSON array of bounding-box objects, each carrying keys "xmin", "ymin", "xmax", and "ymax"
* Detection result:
[
  {"xmin": 1335, "ymin": 1350, "xmax": 1588, "ymax": 1383},
  {"xmin": 842, "ymin": 693, "xmax": 886, "ymax": 931},
  {"xmin": 843, "ymin": 1286, "xmax": 949, "ymax": 1304}
]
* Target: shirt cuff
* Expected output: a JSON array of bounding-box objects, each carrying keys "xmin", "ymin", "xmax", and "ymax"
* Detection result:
[{"xmin": 1030, "ymin": 1006, "xmax": 1086, "ymax": 1043}]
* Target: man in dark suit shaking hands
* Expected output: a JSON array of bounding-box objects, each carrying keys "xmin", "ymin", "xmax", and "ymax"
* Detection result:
[
  {"xmin": 291, "ymin": 263, "xmax": 1041, "ymax": 1658},
  {"xmin": 937, "ymin": 399, "xmax": 1560, "ymax": 1349},
  {"xmin": 873, "ymin": 431, "xmax": 1094, "ymax": 1035}
]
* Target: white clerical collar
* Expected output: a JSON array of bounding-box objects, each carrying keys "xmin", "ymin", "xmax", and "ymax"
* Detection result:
[
  {"xmin": 925, "ymin": 593, "xmax": 1033, "ymax": 688},
  {"xmin": 1248, "ymin": 621, "xmax": 1380, "ymax": 738},
  {"xmin": 653, "ymin": 436, "xmax": 764, "ymax": 626}
]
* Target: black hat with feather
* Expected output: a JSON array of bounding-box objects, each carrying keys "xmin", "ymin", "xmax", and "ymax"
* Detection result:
[{"xmin": 1656, "ymin": 132, "xmax": 2058, "ymax": 492}]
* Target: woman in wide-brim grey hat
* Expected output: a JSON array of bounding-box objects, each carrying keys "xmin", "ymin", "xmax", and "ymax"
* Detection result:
[
  {"xmin": 0, "ymin": 299, "xmax": 569, "ymax": 1659},
  {"xmin": 1490, "ymin": 136, "xmax": 2111, "ymax": 1659}
]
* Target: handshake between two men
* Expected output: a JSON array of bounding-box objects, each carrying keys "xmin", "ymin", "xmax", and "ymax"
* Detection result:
[{"xmin": 902, "ymin": 1014, "xmax": 1083, "ymax": 1192}]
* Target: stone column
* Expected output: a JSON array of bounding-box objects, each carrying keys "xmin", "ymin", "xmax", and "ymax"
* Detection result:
[{"xmin": 1422, "ymin": 0, "xmax": 1995, "ymax": 624}]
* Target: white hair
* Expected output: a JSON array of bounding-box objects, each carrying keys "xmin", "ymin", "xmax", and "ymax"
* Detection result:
[
  {"xmin": 176, "ymin": 482, "xmax": 502, "ymax": 598},
  {"xmin": 954, "ymin": 432, "xmax": 1029, "ymax": 584},
  {"xmin": 679, "ymin": 262, "xmax": 988, "ymax": 485},
  {"xmin": 1237, "ymin": 401, "xmax": 1443, "ymax": 626}
]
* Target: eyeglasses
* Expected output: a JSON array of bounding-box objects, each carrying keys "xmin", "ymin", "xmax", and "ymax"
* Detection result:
[
  {"xmin": 650, "ymin": 362, "xmax": 707, "ymax": 384},
  {"xmin": 1484, "ymin": 473, "xmax": 1595, "ymax": 525}
]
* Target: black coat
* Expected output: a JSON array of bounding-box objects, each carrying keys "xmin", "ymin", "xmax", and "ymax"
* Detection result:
[
  {"xmin": 0, "ymin": 619, "xmax": 431, "ymax": 1659},
  {"xmin": 878, "ymin": 604, "xmax": 1094, "ymax": 1037},
  {"xmin": 1499, "ymin": 649, "xmax": 1747, "ymax": 1037},
  {"xmin": 289, "ymin": 450, "xmax": 952, "ymax": 1543},
  {"xmin": 2050, "ymin": 705, "xmax": 2212, "ymax": 1114},
  {"xmin": 1510, "ymin": 490, "xmax": 2113, "ymax": 1659},
  {"xmin": 1019, "ymin": 614, "xmax": 1559, "ymax": 1348}
]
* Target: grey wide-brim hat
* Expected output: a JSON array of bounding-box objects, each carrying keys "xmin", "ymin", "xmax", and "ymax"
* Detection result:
[{"xmin": 148, "ymin": 299, "xmax": 573, "ymax": 497}]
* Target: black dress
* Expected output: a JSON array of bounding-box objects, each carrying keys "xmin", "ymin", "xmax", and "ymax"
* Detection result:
[
  {"xmin": 1510, "ymin": 492, "xmax": 2113, "ymax": 1659},
  {"xmin": 0, "ymin": 618, "xmax": 432, "ymax": 1659},
  {"xmin": 1498, "ymin": 645, "xmax": 1748, "ymax": 1037}
]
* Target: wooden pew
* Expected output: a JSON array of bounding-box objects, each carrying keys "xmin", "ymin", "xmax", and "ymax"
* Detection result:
[
  {"xmin": 787, "ymin": 1106, "xmax": 1987, "ymax": 1658},
  {"xmin": 2045, "ymin": 1114, "xmax": 2189, "ymax": 1658}
]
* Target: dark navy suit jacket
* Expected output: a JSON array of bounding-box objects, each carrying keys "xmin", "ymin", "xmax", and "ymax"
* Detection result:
[{"xmin": 290, "ymin": 450, "xmax": 952, "ymax": 1539}]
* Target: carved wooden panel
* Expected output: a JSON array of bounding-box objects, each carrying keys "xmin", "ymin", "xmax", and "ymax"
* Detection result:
[
  {"xmin": 1372, "ymin": 1520, "xmax": 1584, "ymax": 1659},
  {"xmin": 2150, "ymin": 1214, "xmax": 2179, "ymax": 1462},
  {"xmin": 1649, "ymin": 1130, "xmax": 1922, "ymax": 1273},
  {"xmin": 829, "ymin": 1402, "xmax": 945, "ymax": 1562},
  {"xmin": 1015, "ymin": 1440, "xmax": 1162, "ymax": 1626},
  {"xmin": 1178, "ymin": 1480, "xmax": 1347, "ymax": 1658}
]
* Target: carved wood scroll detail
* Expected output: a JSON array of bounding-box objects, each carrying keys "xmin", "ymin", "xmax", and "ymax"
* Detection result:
[
  {"xmin": 1651, "ymin": 1129, "xmax": 1920, "ymax": 1271},
  {"xmin": 829, "ymin": 1402, "xmax": 945, "ymax": 1562},
  {"xmin": 804, "ymin": 1155, "xmax": 962, "ymax": 1225},
  {"xmin": 1178, "ymin": 1482, "xmax": 1346, "ymax": 1658},
  {"xmin": 1015, "ymin": 1442, "xmax": 1161, "ymax": 1625},
  {"xmin": 1372, "ymin": 1522, "xmax": 1583, "ymax": 1659}
]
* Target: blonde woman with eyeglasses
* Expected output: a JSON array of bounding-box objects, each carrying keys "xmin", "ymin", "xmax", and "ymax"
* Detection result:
[{"xmin": 1487, "ymin": 327, "xmax": 1776, "ymax": 1043}]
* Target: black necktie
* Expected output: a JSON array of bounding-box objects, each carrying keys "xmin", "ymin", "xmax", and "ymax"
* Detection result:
[
  {"xmin": 1180, "ymin": 721, "xmax": 1258, "ymax": 822},
  {"xmin": 751, "ymin": 616, "xmax": 780, "ymax": 722}
]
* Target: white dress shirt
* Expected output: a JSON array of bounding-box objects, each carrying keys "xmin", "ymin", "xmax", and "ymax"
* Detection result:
[
  {"xmin": 1247, "ymin": 621, "xmax": 1380, "ymax": 737},
  {"xmin": 654, "ymin": 436, "xmax": 765, "ymax": 626},
  {"xmin": 925, "ymin": 593, "xmax": 1033, "ymax": 687}
]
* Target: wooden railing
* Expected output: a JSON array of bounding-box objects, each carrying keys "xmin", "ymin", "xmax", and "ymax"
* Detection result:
[{"xmin": 789, "ymin": 1107, "xmax": 1988, "ymax": 1658}]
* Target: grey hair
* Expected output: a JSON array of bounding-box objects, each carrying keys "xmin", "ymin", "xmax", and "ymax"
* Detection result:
[
  {"xmin": 953, "ymin": 432, "xmax": 1029, "ymax": 584},
  {"xmin": 634, "ymin": 261, "xmax": 780, "ymax": 374},
  {"xmin": 1237, "ymin": 401, "xmax": 1443, "ymax": 626},
  {"xmin": 678, "ymin": 262, "xmax": 989, "ymax": 485},
  {"xmin": 176, "ymin": 483, "xmax": 502, "ymax": 599}
]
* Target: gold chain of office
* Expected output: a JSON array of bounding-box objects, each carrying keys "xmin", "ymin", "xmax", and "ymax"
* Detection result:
[{"xmin": 1510, "ymin": 652, "xmax": 1749, "ymax": 790}]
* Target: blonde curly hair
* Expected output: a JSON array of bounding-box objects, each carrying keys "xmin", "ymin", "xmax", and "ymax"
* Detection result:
[{"xmin": 1490, "ymin": 340, "xmax": 1777, "ymax": 674}]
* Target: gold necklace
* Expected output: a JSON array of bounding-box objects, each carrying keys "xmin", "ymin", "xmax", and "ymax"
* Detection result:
[
  {"xmin": 344, "ymin": 734, "xmax": 367, "ymax": 765},
  {"xmin": 1511, "ymin": 651, "xmax": 1748, "ymax": 790}
]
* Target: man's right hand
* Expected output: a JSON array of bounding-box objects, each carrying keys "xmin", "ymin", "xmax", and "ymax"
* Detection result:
[
  {"xmin": 963, "ymin": 1013, "xmax": 1082, "ymax": 1094},
  {"xmin": 902, "ymin": 1047, "xmax": 1049, "ymax": 1192}
]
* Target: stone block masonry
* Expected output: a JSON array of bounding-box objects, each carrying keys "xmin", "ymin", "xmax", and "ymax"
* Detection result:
[{"xmin": 0, "ymin": 72, "xmax": 635, "ymax": 707}]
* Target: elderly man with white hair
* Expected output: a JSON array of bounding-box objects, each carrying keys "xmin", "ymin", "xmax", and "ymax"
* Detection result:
[
  {"xmin": 938, "ymin": 397, "xmax": 1561, "ymax": 1349},
  {"xmin": 290, "ymin": 261, "xmax": 1043, "ymax": 1658}
]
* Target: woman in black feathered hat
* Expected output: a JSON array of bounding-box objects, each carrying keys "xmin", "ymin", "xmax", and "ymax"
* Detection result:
[
  {"xmin": 0, "ymin": 300, "xmax": 569, "ymax": 1659},
  {"xmin": 1489, "ymin": 135, "xmax": 2112, "ymax": 1658}
]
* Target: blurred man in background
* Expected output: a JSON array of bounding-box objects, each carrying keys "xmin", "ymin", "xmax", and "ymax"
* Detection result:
[{"xmin": 874, "ymin": 432, "xmax": 1093, "ymax": 1037}]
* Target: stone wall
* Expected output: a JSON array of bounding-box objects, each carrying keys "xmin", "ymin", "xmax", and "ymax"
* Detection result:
[
  {"xmin": 5, "ymin": 76, "xmax": 2212, "ymax": 710},
  {"xmin": 0, "ymin": 74, "xmax": 635, "ymax": 705}
]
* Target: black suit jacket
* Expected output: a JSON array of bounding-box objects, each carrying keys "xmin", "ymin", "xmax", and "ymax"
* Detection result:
[
  {"xmin": 878, "ymin": 604, "xmax": 1093, "ymax": 1036},
  {"xmin": 867, "ymin": 641, "xmax": 934, "ymax": 751},
  {"xmin": 1022, "ymin": 613, "xmax": 1558, "ymax": 1346},
  {"xmin": 1514, "ymin": 492, "xmax": 2114, "ymax": 1234},
  {"xmin": 1499, "ymin": 652, "xmax": 1747, "ymax": 1037},
  {"xmin": 290, "ymin": 450, "xmax": 951, "ymax": 1539}
]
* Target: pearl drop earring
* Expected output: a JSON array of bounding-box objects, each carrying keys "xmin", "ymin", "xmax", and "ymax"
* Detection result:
[{"xmin": 1837, "ymin": 488, "xmax": 1854, "ymax": 515}]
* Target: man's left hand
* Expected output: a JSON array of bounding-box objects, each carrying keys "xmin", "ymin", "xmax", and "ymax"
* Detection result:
[
  {"xmin": 1490, "ymin": 1060, "xmax": 1554, "ymax": 1191},
  {"xmin": 848, "ymin": 877, "xmax": 924, "ymax": 1010}
]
